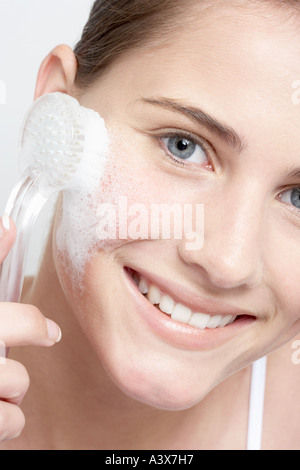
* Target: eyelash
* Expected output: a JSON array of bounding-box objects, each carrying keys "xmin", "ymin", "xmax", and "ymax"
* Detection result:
[
  {"xmin": 157, "ymin": 130, "xmax": 214, "ymax": 169},
  {"xmin": 278, "ymin": 188, "xmax": 300, "ymax": 214}
]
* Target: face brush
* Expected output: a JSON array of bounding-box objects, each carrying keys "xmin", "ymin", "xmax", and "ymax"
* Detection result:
[{"xmin": 0, "ymin": 92, "xmax": 108, "ymax": 304}]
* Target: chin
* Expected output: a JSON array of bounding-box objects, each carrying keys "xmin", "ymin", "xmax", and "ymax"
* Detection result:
[{"xmin": 99, "ymin": 347, "xmax": 215, "ymax": 411}]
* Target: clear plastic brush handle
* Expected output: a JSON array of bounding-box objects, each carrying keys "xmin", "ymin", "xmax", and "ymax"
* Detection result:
[{"xmin": 0, "ymin": 175, "xmax": 47, "ymax": 303}]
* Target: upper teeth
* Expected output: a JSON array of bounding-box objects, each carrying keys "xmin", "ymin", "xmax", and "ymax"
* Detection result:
[{"xmin": 133, "ymin": 272, "xmax": 236, "ymax": 330}]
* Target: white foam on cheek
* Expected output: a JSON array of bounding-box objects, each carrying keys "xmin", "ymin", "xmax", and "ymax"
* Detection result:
[{"xmin": 55, "ymin": 108, "xmax": 110, "ymax": 288}]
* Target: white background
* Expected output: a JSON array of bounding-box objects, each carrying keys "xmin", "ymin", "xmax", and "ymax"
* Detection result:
[{"xmin": 0, "ymin": 0, "xmax": 94, "ymax": 272}]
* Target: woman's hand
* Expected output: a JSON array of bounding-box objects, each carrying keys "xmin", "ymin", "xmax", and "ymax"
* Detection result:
[{"xmin": 0, "ymin": 216, "xmax": 61, "ymax": 442}]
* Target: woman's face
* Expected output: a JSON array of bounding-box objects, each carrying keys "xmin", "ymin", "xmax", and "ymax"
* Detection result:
[{"xmin": 53, "ymin": 3, "xmax": 300, "ymax": 409}]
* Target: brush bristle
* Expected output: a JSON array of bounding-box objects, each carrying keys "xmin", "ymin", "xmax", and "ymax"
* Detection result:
[{"xmin": 19, "ymin": 93, "xmax": 90, "ymax": 195}]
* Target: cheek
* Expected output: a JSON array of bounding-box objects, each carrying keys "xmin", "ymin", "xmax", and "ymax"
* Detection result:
[
  {"xmin": 100, "ymin": 143, "xmax": 170, "ymax": 209},
  {"xmin": 275, "ymin": 266, "xmax": 300, "ymax": 321},
  {"xmin": 87, "ymin": 145, "xmax": 180, "ymax": 247},
  {"xmin": 53, "ymin": 146, "xmax": 162, "ymax": 289},
  {"xmin": 265, "ymin": 229, "xmax": 300, "ymax": 325}
]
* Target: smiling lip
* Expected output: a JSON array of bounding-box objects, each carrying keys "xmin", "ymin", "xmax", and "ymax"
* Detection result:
[
  {"xmin": 123, "ymin": 266, "xmax": 256, "ymax": 351},
  {"xmin": 125, "ymin": 265, "xmax": 255, "ymax": 319}
]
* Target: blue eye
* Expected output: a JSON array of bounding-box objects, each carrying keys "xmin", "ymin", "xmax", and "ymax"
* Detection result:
[
  {"xmin": 280, "ymin": 188, "xmax": 300, "ymax": 209},
  {"xmin": 161, "ymin": 135, "xmax": 208, "ymax": 165}
]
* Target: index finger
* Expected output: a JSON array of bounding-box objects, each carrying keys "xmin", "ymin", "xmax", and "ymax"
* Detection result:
[{"xmin": 0, "ymin": 303, "xmax": 62, "ymax": 347}]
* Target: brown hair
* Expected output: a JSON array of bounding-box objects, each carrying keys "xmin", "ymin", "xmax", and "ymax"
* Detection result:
[
  {"xmin": 73, "ymin": 0, "xmax": 196, "ymax": 88},
  {"xmin": 74, "ymin": 0, "xmax": 300, "ymax": 88}
]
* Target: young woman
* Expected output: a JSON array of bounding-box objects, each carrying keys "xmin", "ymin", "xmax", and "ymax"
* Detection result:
[{"xmin": 1, "ymin": 0, "xmax": 300, "ymax": 450}]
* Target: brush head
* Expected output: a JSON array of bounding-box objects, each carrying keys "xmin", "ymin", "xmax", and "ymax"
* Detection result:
[{"xmin": 19, "ymin": 92, "xmax": 108, "ymax": 197}]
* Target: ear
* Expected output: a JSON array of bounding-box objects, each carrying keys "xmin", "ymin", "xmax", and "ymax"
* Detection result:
[{"xmin": 34, "ymin": 44, "xmax": 78, "ymax": 99}]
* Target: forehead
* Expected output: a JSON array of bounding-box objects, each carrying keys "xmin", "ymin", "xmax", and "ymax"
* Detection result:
[{"xmin": 141, "ymin": 5, "xmax": 300, "ymax": 103}]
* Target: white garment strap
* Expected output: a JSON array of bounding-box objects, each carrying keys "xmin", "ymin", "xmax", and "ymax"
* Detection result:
[{"xmin": 246, "ymin": 356, "xmax": 267, "ymax": 451}]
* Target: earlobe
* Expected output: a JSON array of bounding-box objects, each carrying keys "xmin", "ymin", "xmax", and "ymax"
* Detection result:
[{"xmin": 34, "ymin": 44, "xmax": 78, "ymax": 99}]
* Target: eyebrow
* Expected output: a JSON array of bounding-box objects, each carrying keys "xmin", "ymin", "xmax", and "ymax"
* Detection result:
[
  {"xmin": 141, "ymin": 96, "xmax": 246, "ymax": 154},
  {"xmin": 287, "ymin": 168, "xmax": 300, "ymax": 180}
]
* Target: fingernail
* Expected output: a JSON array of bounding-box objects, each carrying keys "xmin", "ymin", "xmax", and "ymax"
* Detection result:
[
  {"xmin": 2, "ymin": 214, "xmax": 10, "ymax": 231},
  {"xmin": 46, "ymin": 319, "xmax": 62, "ymax": 343}
]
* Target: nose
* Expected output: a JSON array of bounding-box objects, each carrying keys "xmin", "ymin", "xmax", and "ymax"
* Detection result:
[{"xmin": 178, "ymin": 180, "xmax": 265, "ymax": 290}]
